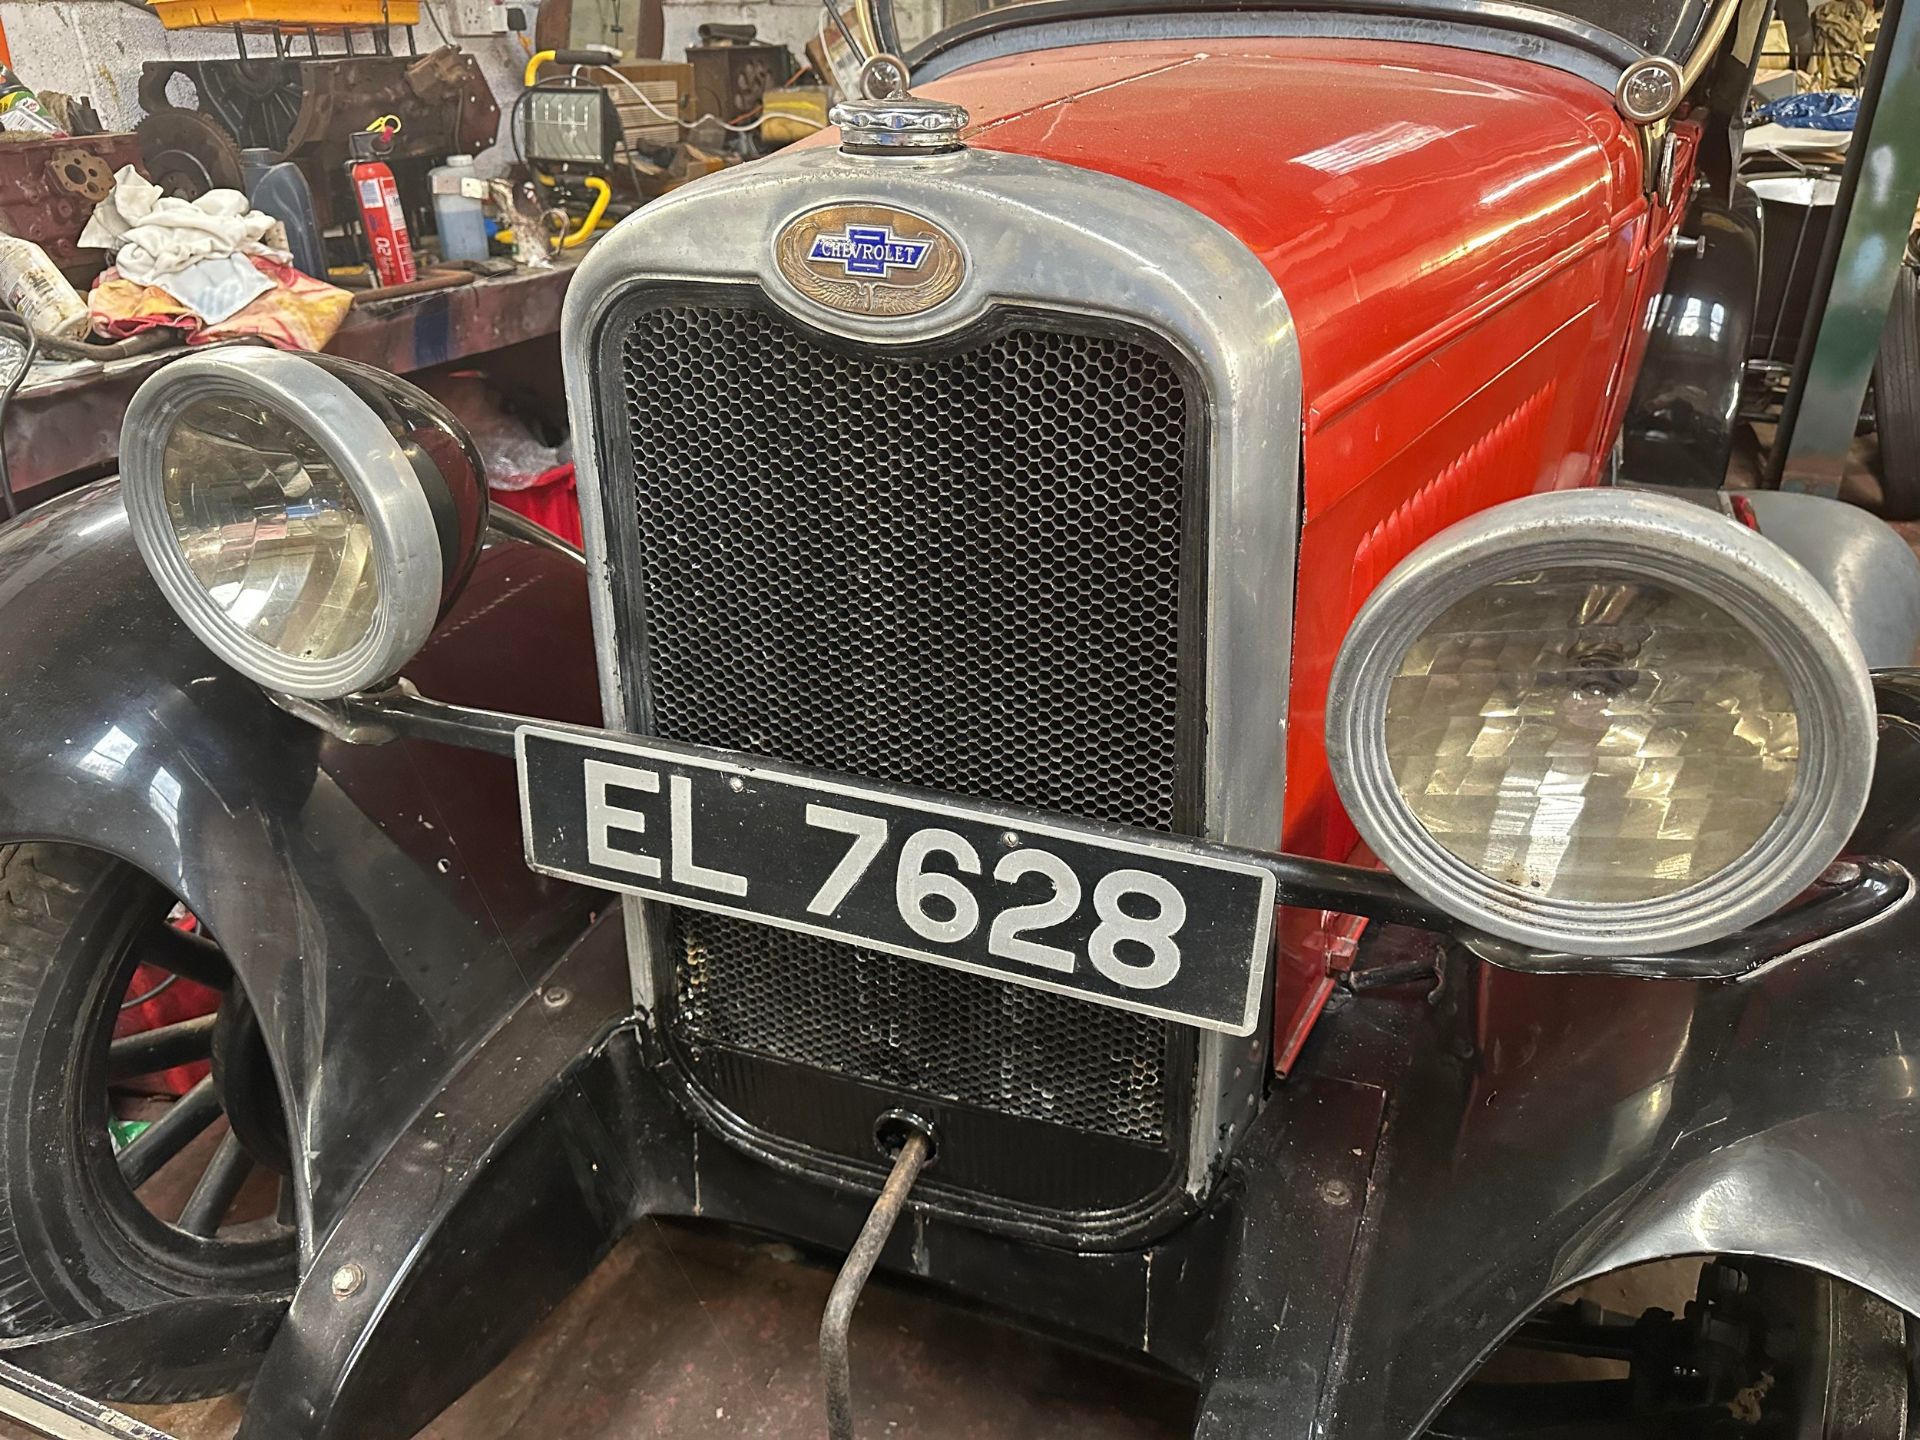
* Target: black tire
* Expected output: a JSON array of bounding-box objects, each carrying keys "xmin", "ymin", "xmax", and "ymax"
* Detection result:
[
  {"xmin": 0, "ymin": 843, "xmax": 294, "ymax": 1402},
  {"xmin": 1874, "ymin": 261, "xmax": 1920, "ymax": 520}
]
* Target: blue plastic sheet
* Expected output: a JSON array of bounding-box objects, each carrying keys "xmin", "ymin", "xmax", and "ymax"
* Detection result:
[{"xmin": 1756, "ymin": 92, "xmax": 1861, "ymax": 130}]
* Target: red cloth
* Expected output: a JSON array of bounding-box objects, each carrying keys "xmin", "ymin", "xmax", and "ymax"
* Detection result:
[
  {"xmin": 111, "ymin": 963, "xmax": 220, "ymax": 1098},
  {"xmin": 89, "ymin": 255, "xmax": 353, "ymax": 351},
  {"xmin": 492, "ymin": 463, "xmax": 582, "ymax": 547}
]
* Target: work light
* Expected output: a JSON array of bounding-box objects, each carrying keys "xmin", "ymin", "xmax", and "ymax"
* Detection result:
[
  {"xmin": 1326, "ymin": 489, "xmax": 1876, "ymax": 954},
  {"xmin": 121, "ymin": 348, "xmax": 487, "ymax": 699}
]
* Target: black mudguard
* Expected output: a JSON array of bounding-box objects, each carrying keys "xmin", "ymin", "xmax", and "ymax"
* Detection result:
[
  {"xmin": 1257, "ymin": 675, "xmax": 1920, "ymax": 1435},
  {"xmin": 1620, "ymin": 185, "xmax": 1763, "ymax": 490},
  {"xmin": 0, "ymin": 480, "xmax": 604, "ymax": 1250}
]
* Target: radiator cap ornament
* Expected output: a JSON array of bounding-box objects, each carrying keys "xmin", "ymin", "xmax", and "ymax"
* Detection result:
[
  {"xmin": 831, "ymin": 96, "xmax": 969, "ymax": 154},
  {"xmin": 775, "ymin": 203, "xmax": 966, "ymax": 317}
]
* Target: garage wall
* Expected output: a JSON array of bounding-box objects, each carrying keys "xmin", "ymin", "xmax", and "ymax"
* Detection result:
[
  {"xmin": 0, "ymin": 0, "xmax": 819, "ymax": 167},
  {"xmin": 572, "ymin": 0, "xmax": 819, "ymax": 69}
]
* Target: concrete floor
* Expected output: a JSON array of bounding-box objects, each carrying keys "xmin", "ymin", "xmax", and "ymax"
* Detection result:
[
  {"xmin": 3, "ymin": 1217, "xmax": 1196, "ymax": 1440},
  {"xmin": 0, "ymin": 1073, "xmax": 1695, "ymax": 1440}
]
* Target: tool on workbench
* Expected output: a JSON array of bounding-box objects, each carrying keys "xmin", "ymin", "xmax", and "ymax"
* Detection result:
[{"xmin": 516, "ymin": 46, "xmax": 621, "ymax": 249}]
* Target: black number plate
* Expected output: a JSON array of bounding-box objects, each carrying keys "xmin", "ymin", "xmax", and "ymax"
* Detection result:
[{"xmin": 517, "ymin": 726, "xmax": 1276, "ymax": 1035}]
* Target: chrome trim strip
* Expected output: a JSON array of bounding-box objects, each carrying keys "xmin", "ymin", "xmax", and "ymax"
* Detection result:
[
  {"xmin": 909, "ymin": 6, "xmax": 1640, "ymax": 95},
  {"xmin": 1676, "ymin": 0, "xmax": 1739, "ymax": 93},
  {"xmin": 559, "ymin": 142, "xmax": 1302, "ymax": 1198}
]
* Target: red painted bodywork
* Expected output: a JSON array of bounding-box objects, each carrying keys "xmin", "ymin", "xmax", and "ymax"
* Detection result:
[{"xmin": 923, "ymin": 38, "xmax": 1694, "ymax": 1061}]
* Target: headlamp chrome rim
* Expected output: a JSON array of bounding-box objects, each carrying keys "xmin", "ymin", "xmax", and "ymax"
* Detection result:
[
  {"xmin": 1326, "ymin": 489, "xmax": 1877, "ymax": 956},
  {"xmin": 122, "ymin": 348, "xmax": 445, "ymax": 701}
]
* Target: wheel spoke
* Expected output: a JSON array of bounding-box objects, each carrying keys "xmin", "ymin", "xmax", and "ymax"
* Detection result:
[
  {"xmin": 108, "ymin": 1013, "xmax": 217, "ymax": 1082},
  {"xmin": 135, "ymin": 926, "xmax": 230, "ymax": 991},
  {"xmin": 176, "ymin": 1131, "xmax": 253, "ymax": 1238},
  {"xmin": 117, "ymin": 1076, "xmax": 221, "ymax": 1190}
]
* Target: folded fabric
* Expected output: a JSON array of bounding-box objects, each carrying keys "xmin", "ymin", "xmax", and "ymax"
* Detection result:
[
  {"xmin": 90, "ymin": 254, "xmax": 353, "ymax": 352},
  {"xmin": 81, "ymin": 166, "xmax": 286, "ymax": 321}
]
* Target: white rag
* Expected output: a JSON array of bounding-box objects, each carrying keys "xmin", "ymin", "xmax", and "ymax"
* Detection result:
[{"xmin": 81, "ymin": 166, "xmax": 288, "ymax": 324}]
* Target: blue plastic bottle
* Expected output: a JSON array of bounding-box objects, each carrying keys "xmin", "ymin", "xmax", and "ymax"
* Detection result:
[{"xmin": 429, "ymin": 156, "xmax": 491, "ymax": 263}]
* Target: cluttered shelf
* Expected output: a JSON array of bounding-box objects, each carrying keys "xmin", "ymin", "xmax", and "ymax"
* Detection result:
[
  {"xmin": 0, "ymin": 10, "xmax": 845, "ymax": 521},
  {"xmin": 6, "ymin": 255, "xmax": 579, "ymax": 505}
]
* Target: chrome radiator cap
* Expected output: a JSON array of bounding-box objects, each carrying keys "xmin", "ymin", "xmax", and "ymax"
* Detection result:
[{"xmin": 831, "ymin": 95, "xmax": 969, "ymax": 153}]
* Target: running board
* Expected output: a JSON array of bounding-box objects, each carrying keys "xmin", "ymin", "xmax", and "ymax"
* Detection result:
[{"xmin": 0, "ymin": 1358, "xmax": 180, "ymax": 1440}]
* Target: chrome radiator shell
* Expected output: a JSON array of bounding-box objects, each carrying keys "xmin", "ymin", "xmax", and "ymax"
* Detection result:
[{"xmin": 558, "ymin": 143, "xmax": 1301, "ymax": 1238}]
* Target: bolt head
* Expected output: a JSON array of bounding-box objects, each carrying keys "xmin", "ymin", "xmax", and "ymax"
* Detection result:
[
  {"xmin": 1822, "ymin": 860, "xmax": 1864, "ymax": 888},
  {"xmin": 1317, "ymin": 1179, "xmax": 1353, "ymax": 1208},
  {"xmin": 542, "ymin": 985, "xmax": 571, "ymax": 1010},
  {"xmin": 330, "ymin": 1263, "xmax": 364, "ymax": 1299}
]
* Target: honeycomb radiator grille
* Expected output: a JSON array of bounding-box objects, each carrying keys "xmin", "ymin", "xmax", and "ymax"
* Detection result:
[{"xmin": 614, "ymin": 300, "xmax": 1200, "ymax": 1144}]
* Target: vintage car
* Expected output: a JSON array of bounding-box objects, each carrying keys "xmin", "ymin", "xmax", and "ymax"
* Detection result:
[{"xmin": 1, "ymin": 0, "xmax": 1919, "ymax": 1434}]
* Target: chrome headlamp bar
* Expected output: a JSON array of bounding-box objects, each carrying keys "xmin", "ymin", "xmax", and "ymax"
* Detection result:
[
  {"xmin": 121, "ymin": 349, "xmax": 487, "ymax": 700},
  {"xmin": 1326, "ymin": 489, "xmax": 1879, "ymax": 955},
  {"xmin": 271, "ymin": 680, "xmax": 1907, "ymax": 983}
]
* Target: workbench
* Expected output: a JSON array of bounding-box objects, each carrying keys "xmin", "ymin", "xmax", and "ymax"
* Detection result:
[{"xmin": 10, "ymin": 259, "xmax": 577, "ymax": 507}]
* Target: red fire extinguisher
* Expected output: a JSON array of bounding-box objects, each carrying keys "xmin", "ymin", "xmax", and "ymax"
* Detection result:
[{"xmin": 347, "ymin": 116, "xmax": 417, "ymax": 288}]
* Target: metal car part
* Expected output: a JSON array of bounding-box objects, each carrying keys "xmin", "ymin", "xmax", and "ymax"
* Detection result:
[
  {"xmin": 0, "ymin": 1360, "xmax": 180, "ymax": 1440},
  {"xmin": 120, "ymin": 350, "xmax": 455, "ymax": 700},
  {"xmin": 829, "ymin": 95, "xmax": 969, "ymax": 151},
  {"xmin": 134, "ymin": 109, "xmax": 244, "ymax": 200},
  {"xmin": 1325, "ymin": 488, "xmax": 1878, "ymax": 954},
  {"xmin": 1615, "ymin": 55, "xmax": 1683, "ymax": 120},
  {"xmin": 909, "ymin": 5, "xmax": 1642, "ymax": 95},
  {"xmin": 0, "ymin": 133, "xmax": 146, "ymax": 277},
  {"xmin": 206, "ymin": 691, "xmax": 1920, "ymax": 1438},
  {"xmin": 1744, "ymin": 489, "xmax": 1920, "ymax": 668},
  {"xmin": 1620, "ymin": 187, "xmax": 1762, "ymax": 490},
  {"xmin": 2, "ymin": 494, "xmax": 1920, "ymax": 1439},
  {"xmin": 560, "ymin": 139, "xmax": 1300, "ymax": 1234},
  {"xmin": 905, "ymin": 0, "xmax": 1744, "ymax": 128},
  {"xmin": 279, "ymin": 680, "xmax": 1912, "ymax": 984}
]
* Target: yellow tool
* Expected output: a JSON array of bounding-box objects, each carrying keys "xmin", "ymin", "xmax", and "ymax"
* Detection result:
[{"xmin": 560, "ymin": 176, "xmax": 611, "ymax": 247}]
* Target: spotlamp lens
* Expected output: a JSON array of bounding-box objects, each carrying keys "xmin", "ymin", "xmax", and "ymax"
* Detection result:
[
  {"xmin": 1384, "ymin": 566, "xmax": 1800, "ymax": 905},
  {"xmin": 161, "ymin": 395, "xmax": 381, "ymax": 664}
]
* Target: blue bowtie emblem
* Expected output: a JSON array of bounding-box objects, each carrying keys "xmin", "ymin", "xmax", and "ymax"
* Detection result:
[{"xmin": 807, "ymin": 224, "xmax": 932, "ymax": 279}]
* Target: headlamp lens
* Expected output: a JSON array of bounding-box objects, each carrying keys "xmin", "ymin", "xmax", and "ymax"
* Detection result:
[
  {"xmin": 161, "ymin": 394, "xmax": 381, "ymax": 664},
  {"xmin": 1384, "ymin": 566, "xmax": 1800, "ymax": 904}
]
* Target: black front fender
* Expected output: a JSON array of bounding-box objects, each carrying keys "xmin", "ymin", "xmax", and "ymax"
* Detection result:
[
  {"xmin": 1291, "ymin": 675, "xmax": 1920, "ymax": 1437},
  {"xmin": 0, "ymin": 481, "xmax": 604, "ymax": 1252}
]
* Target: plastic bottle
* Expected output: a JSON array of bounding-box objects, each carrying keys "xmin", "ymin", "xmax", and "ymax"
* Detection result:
[
  {"xmin": 0, "ymin": 233, "xmax": 87, "ymax": 339},
  {"xmin": 239, "ymin": 148, "xmax": 327, "ymax": 280},
  {"xmin": 346, "ymin": 129, "xmax": 417, "ymax": 288},
  {"xmin": 428, "ymin": 155, "xmax": 490, "ymax": 263},
  {"xmin": 0, "ymin": 63, "xmax": 61, "ymax": 136}
]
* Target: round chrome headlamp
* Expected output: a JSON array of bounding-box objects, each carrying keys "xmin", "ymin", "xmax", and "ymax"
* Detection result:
[
  {"xmin": 1326, "ymin": 489, "xmax": 1876, "ymax": 955},
  {"xmin": 121, "ymin": 348, "xmax": 486, "ymax": 699}
]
